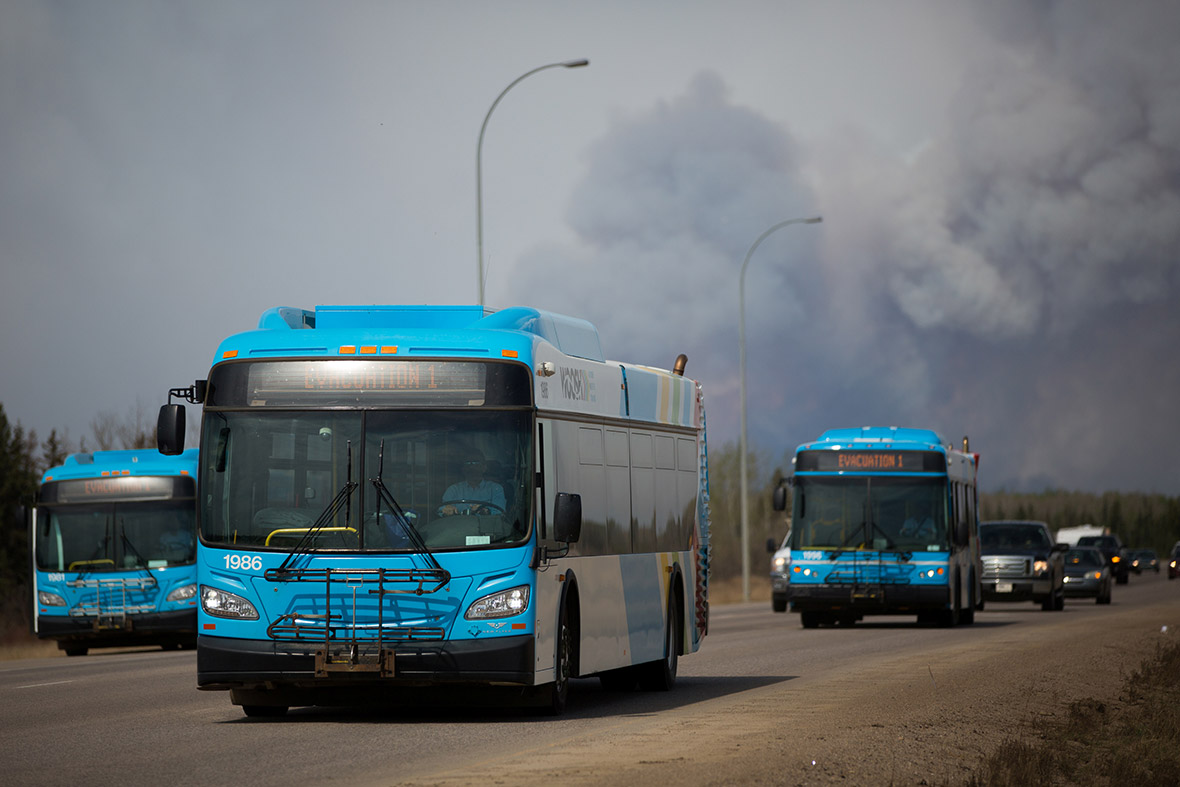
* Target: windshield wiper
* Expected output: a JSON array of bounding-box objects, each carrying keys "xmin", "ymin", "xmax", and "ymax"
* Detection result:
[
  {"xmin": 118, "ymin": 524, "xmax": 159, "ymax": 586},
  {"xmin": 275, "ymin": 441, "xmax": 359, "ymax": 574},
  {"xmin": 370, "ymin": 441, "xmax": 448, "ymax": 578}
]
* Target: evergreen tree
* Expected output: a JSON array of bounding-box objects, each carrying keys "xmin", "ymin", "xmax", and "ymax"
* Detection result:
[
  {"xmin": 41, "ymin": 428, "xmax": 70, "ymax": 470},
  {"xmin": 0, "ymin": 405, "xmax": 39, "ymax": 640}
]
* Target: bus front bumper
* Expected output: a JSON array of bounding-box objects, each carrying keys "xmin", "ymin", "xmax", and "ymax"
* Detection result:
[
  {"xmin": 197, "ymin": 633, "xmax": 535, "ymax": 689},
  {"xmin": 37, "ymin": 608, "xmax": 196, "ymax": 647},
  {"xmin": 787, "ymin": 584, "xmax": 948, "ymax": 612}
]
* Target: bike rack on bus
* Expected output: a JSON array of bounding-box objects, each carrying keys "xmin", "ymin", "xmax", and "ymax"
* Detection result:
[
  {"xmin": 66, "ymin": 576, "xmax": 158, "ymax": 630},
  {"xmin": 263, "ymin": 566, "xmax": 450, "ymax": 678}
]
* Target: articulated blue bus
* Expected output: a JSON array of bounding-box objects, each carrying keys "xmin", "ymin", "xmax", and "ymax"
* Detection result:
[
  {"xmin": 157, "ymin": 305, "xmax": 711, "ymax": 716},
  {"xmin": 772, "ymin": 427, "xmax": 981, "ymax": 627},
  {"xmin": 31, "ymin": 449, "xmax": 199, "ymax": 655}
]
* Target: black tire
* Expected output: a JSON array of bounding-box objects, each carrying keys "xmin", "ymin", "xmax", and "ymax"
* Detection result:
[
  {"xmin": 63, "ymin": 645, "xmax": 87, "ymax": 657},
  {"xmin": 800, "ymin": 611, "xmax": 823, "ymax": 628},
  {"xmin": 543, "ymin": 602, "xmax": 573, "ymax": 715},
  {"xmin": 638, "ymin": 595, "xmax": 679, "ymax": 692},
  {"xmin": 772, "ymin": 597, "xmax": 787, "ymax": 613},
  {"xmin": 939, "ymin": 583, "xmax": 961, "ymax": 627},
  {"xmin": 960, "ymin": 580, "xmax": 976, "ymax": 625},
  {"xmin": 241, "ymin": 705, "xmax": 288, "ymax": 718},
  {"xmin": 1098, "ymin": 581, "xmax": 1112, "ymax": 605}
]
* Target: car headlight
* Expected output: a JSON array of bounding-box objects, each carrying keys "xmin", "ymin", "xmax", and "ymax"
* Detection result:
[
  {"xmin": 200, "ymin": 585, "xmax": 259, "ymax": 620},
  {"xmin": 1033, "ymin": 559, "xmax": 1050, "ymax": 575},
  {"xmin": 38, "ymin": 590, "xmax": 66, "ymax": 607},
  {"xmin": 166, "ymin": 583, "xmax": 197, "ymax": 602},
  {"xmin": 465, "ymin": 585, "xmax": 530, "ymax": 620}
]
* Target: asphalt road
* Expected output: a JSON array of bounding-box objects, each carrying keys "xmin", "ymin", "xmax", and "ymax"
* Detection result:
[{"xmin": 4, "ymin": 570, "xmax": 1178, "ymax": 786}]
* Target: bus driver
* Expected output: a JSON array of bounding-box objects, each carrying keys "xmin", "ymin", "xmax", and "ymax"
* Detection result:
[{"xmin": 438, "ymin": 450, "xmax": 506, "ymax": 516}]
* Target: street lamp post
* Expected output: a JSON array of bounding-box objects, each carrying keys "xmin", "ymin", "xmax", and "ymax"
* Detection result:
[
  {"xmin": 739, "ymin": 215, "xmax": 823, "ymax": 602},
  {"xmin": 476, "ymin": 59, "xmax": 589, "ymax": 308}
]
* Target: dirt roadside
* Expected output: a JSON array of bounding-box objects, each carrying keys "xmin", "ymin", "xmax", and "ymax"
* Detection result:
[{"xmin": 393, "ymin": 597, "xmax": 1180, "ymax": 787}]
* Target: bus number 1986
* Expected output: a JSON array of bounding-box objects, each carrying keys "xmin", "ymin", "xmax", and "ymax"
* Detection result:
[{"xmin": 224, "ymin": 554, "xmax": 263, "ymax": 572}]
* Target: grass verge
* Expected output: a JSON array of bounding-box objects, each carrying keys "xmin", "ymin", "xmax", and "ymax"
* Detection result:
[{"xmin": 965, "ymin": 635, "xmax": 1180, "ymax": 786}]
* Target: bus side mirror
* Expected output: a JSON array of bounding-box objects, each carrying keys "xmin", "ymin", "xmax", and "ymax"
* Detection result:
[
  {"xmin": 772, "ymin": 484, "xmax": 788, "ymax": 512},
  {"xmin": 553, "ymin": 493, "xmax": 582, "ymax": 544},
  {"xmin": 157, "ymin": 404, "xmax": 186, "ymax": 455}
]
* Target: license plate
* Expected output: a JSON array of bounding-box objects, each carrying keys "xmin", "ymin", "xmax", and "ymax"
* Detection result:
[{"xmin": 995, "ymin": 582, "xmax": 1013, "ymax": 593}]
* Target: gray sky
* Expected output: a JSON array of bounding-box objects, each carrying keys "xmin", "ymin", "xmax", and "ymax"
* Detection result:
[{"xmin": 2, "ymin": 1, "xmax": 1178, "ymax": 493}]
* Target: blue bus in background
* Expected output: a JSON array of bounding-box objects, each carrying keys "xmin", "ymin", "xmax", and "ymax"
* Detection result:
[
  {"xmin": 772, "ymin": 427, "xmax": 981, "ymax": 628},
  {"xmin": 157, "ymin": 305, "xmax": 711, "ymax": 716},
  {"xmin": 31, "ymin": 449, "xmax": 199, "ymax": 656}
]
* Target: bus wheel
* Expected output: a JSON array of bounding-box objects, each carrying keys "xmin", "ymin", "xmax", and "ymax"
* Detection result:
[
  {"xmin": 772, "ymin": 598, "xmax": 787, "ymax": 613},
  {"xmin": 63, "ymin": 645, "xmax": 87, "ymax": 657},
  {"xmin": 241, "ymin": 705, "xmax": 288, "ymax": 718},
  {"xmin": 800, "ymin": 611, "xmax": 822, "ymax": 629},
  {"xmin": 544, "ymin": 602, "xmax": 573, "ymax": 715},
  {"xmin": 639, "ymin": 595, "xmax": 679, "ymax": 692},
  {"xmin": 960, "ymin": 582, "xmax": 976, "ymax": 625}
]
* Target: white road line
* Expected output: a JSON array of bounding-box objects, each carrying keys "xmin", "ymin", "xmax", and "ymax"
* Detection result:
[{"xmin": 15, "ymin": 680, "xmax": 75, "ymax": 689}]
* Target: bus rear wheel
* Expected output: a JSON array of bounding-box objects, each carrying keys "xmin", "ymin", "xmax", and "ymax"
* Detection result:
[
  {"xmin": 63, "ymin": 645, "xmax": 88, "ymax": 657},
  {"xmin": 638, "ymin": 595, "xmax": 679, "ymax": 692}
]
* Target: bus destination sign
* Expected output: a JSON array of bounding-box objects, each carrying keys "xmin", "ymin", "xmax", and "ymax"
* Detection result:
[
  {"xmin": 207, "ymin": 360, "xmax": 531, "ymax": 408},
  {"xmin": 796, "ymin": 450, "xmax": 945, "ymax": 473},
  {"xmin": 40, "ymin": 475, "xmax": 193, "ymax": 504}
]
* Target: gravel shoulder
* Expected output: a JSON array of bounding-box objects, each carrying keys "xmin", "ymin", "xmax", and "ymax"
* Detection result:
[{"xmin": 393, "ymin": 596, "xmax": 1180, "ymax": 787}]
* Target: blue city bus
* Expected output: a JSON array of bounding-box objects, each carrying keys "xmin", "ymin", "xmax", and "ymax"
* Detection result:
[
  {"xmin": 772, "ymin": 427, "xmax": 981, "ymax": 627},
  {"xmin": 157, "ymin": 305, "xmax": 711, "ymax": 716},
  {"xmin": 31, "ymin": 449, "xmax": 199, "ymax": 656}
]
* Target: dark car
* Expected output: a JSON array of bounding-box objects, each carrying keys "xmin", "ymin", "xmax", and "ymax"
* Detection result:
[
  {"xmin": 979, "ymin": 520, "xmax": 1067, "ymax": 611},
  {"xmin": 1062, "ymin": 546, "xmax": 1112, "ymax": 604},
  {"xmin": 1077, "ymin": 534, "xmax": 1130, "ymax": 584},
  {"xmin": 1169, "ymin": 542, "xmax": 1180, "ymax": 580},
  {"xmin": 1129, "ymin": 548, "xmax": 1160, "ymax": 574}
]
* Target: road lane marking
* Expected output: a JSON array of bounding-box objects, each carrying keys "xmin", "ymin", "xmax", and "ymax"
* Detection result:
[{"xmin": 15, "ymin": 680, "xmax": 75, "ymax": 689}]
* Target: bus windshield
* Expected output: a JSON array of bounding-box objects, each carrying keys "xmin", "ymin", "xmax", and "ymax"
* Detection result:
[
  {"xmin": 790, "ymin": 476, "xmax": 948, "ymax": 551},
  {"xmin": 35, "ymin": 501, "xmax": 196, "ymax": 572},
  {"xmin": 200, "ymin": 409, "xmax": 533, "ymax": 551}
]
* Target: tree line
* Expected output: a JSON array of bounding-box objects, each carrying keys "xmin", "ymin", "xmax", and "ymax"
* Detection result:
[{"xmin": 980, "ymin": 489, "xmax": 1180, "ymax": 555}]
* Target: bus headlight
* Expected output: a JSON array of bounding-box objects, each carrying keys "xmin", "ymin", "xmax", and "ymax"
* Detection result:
[
  {"xmin": 200, "ymin": 585, "xmax": 259, "ymax": 620},
  {"xmin": 465, "ymin": 585, "xmax": 530, "ymax": 620},
  {"xmin": 167, "ymin": 583, "xmax": 198, "ymax": 602},
  {"xmin": 38, "ymin": 590, "xmax": 66, "ymax": 607},
  {"xmin": 772, "ymin": 556, "xmax": 789, "ymax": 573}
]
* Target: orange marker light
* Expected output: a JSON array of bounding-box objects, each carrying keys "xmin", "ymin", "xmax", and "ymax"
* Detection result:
[
  {"xmin": 339, "ymin": 345, "xmax": 357, "ymax": 355},
  {"xmin": 360, "ymin": 346, "xmax": 377, "ymax": 355},
  {"xmin": 380, "ymin": 345, "xmax": 398, "ymax": 354},
  {"xmin": 222, "ymin": 350, "xmax": 239, "ymax": 359},
  {"xmin": 502, "ymin": 349, "xmax": 519, "ymax": 358}
]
